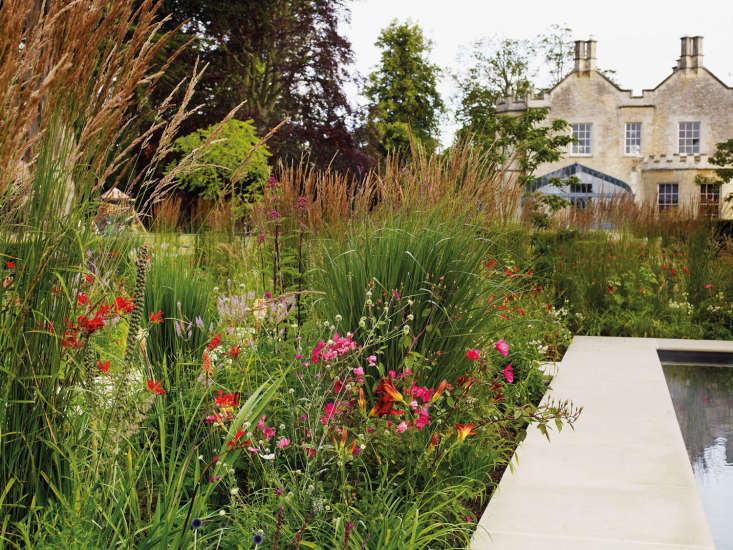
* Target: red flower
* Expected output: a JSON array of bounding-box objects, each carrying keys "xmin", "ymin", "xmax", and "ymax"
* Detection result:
[
  {"xmin": 78, "ymin": 293, "xmax": 88, "ymax": 305},
  {"xmin": 147, "ymin": 380, "xmax": 166, "ymax": 395},
  {"xmin": 208, "ymin": 333, "xmax": 222, "ymax": 350},
  {"xmin": 466, "ymin": 349, "xmax": 480, "ymax": 361},
  {"xmin": 503, "ymin": 363, "xmax": 514, "ymax": 384},
  {"xmin": 229, "ymin": 345, "xmax": 241, "ymax": 359},
  {"xmin": 7, "ymin": 261, "xmax": 15, "ymax": 269},
  {"xmin": 607, "ymin": 285, "xmax": 615, "ymax": 293},
  {"xmin": 98, "ymin": 360, "xmax": 110, "ymax": 373},
  {"xmin": 149, "ymin": 310, "xmax": 163, "ymax": 324},
  {"xmin": 114, "ymin": 296, "xmax": 134, "ymax": 314},
  {"xmin": 85, "ymin": 274, "xmax": 94, "ymax": 284}
]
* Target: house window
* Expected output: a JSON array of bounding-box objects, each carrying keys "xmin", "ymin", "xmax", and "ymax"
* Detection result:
[
  {"xmin": 625, "ymin": 122, "xmax": 641, "ymax": 155},
  {"xmin": 658, "ymin": 183, "xmax": 679, "ymax": 212},
  {"xmin": 699, "ymin": 184, "xmax": 720, "ymax": 218},
  {"xmin": 570, "ymin": 183, "xmax": 592, "ymax": 194},
  {"xmin": 572, "ymin": 123, "xmax": 592, "ymax": 155},
  {"xmin": 679, "ymin": 122, "xmax": 700, "ymax": 154}
]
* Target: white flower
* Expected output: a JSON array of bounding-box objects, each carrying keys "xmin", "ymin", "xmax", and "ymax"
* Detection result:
[
  {"xmin": 230, "ymin": 487, "xmax": 239, "ymax": 495},
  {"xmin": 261, "ymin": 453, "xmax": 275, "ymax": 460},
  {"xmin": 402, "ymin": 325, "xmax": 409, "ymax": 335},
  {"xmin": 219, "ymin": 509, "xmax": 227, "ymax": 516},
  {"xmin": 335, "ymin": 314, "xmax": 342, "ymax": 322},
  {"xmin": 407, "ymin": 314, "xmax": 414, "ymax": 321}
]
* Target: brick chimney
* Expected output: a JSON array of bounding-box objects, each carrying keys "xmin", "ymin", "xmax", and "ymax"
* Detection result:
[
  {"xmin": 677, "ymin": 36, "xmax": 703, "ymax": 69},
  {"xmin": 574, "ymin": 40, "xmax": 597, "ymax": 73}
]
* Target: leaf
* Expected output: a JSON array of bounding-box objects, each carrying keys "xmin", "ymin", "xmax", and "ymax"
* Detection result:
[{"xmin": 555, "ymin": 418, "xmax": 563, "ymax": 432}]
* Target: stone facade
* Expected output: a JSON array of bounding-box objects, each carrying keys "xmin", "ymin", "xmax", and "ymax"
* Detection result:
[{"xmin": 498, "ymin": 36, "xmax": 733, "ymax": 219}]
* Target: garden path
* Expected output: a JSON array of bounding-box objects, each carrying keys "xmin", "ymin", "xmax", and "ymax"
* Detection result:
[{"xmin": 471, "ymin": 336, "xmax": 733, "ymax": 550}]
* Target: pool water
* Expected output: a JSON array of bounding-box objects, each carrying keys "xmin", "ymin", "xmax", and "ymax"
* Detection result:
[{"xmin": 663, "ymin": 364, "xmax": 733, "ymax": 550}]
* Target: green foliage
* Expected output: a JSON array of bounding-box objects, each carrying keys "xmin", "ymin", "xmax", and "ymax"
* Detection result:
[
  {"xmin": 167, "ymin": 119, "xmax": 271, "ymax": 200},
  {"xmin": 144, "ymin": 251, "xmax": 217, "ymax": 374},
  {"xmin": 365, "ymin": 21, "xmax": 445, "ymax": 154},
  {"xmin": 313, "ymin": 211, "xmax": 512, "ymax": 386},
  {"xmin": 708, "ymin": 138, "xmax": 733, "ymax": 204}
]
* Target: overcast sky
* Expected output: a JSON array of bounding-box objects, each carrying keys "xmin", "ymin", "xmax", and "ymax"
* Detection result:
[{"xmin": 344, "ymin": 0, "xmax": 733, "ymax": 145}]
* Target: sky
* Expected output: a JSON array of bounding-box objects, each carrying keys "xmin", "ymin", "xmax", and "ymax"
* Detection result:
[{"xmin": 344, "ymin": 0, "xmax": 733, "ymax": 146}]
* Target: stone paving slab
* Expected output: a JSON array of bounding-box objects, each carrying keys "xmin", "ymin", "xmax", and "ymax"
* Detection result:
[{"xmin": 471, "ymin": 336, "xmax": 725, "ymax": 550}]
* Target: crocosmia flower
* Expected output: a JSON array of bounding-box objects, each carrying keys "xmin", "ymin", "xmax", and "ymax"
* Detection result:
[
  {"xmin": 147, "ymin": 380, "xmax": 166, "ymax": 395},
  {"xmin": 98, "ymin": 360, "xmax": 110, "ymax": 373}
]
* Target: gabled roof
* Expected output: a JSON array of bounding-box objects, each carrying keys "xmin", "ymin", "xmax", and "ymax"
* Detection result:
[{"xmin": 528, "ymin": 163, "xmax": 633, "ymax": 193}]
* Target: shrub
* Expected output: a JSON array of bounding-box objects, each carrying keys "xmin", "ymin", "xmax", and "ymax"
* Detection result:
[{"xmin": 167, "ymin": 119, "xmax": 271, "ymax": 201}]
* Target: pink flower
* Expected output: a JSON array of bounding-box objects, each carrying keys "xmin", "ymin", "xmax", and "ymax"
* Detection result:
[
  {"xmin": 276, "ymin": 437, "xmax": 290, "ymax": 449},
  {"xmin": 397, "ymin": 421, "xmax": 408, "ymax": 433},
  {"xmin": 353, "ymin": 366, "xmax": 364, "ymax": 377},
  {"xmin": 367, "ymin": 355, "xmax": 377, "ymax": 366},
  {"xmin": 247, "ymin": 446, "xmax": 258, "ymax": 455},
  {"xmin": 321, "ymin": 402, "xmax": 338, "ymax": 425},
  {"xmin": 705, "ymin": 284, "xmax": 713, "ymax": 289},
  {"xmin": 466, "ymin": 349, "xmax": 480, "ymax": 360},
  {"xmin": 312, "ymin": 339, "xmax": 326, "ymax": 363},
  {"xmin": 503, "ymin": 362, "xmax": 514, "ymax": 384},
  {"xmin": 415, "ymin": 414, "xmax": 431, "ymax": 430},
  {"xmin": 495, "ymin": 338, "xmax": 509, "ymax": 357},
  {"xmin": 333, "ymin": 379, "xmax": 344, "ymax": 393},
  {"xmin": 257, "ymin": 415, "xmax": 266, "ymax": 430},
  {"xmin": 262, "ymin": 426, "xmax": 276, "ymax": 440}
]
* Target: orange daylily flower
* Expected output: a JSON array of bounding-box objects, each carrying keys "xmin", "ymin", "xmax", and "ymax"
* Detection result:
[
  {"xmin": 455, "ymin": 423, "xmax": 477, "ymax": 442},
  {"xmin": 382, "ymin": 379, "xmax": 404, "ymax": 403}
]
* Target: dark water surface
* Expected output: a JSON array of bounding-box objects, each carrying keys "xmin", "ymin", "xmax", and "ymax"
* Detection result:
[{"xmin": 664, "ymin": 364, "xmax": 733, "ymax": 550}]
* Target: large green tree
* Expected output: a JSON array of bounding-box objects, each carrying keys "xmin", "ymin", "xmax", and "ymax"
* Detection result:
[
  {"xmin": 364, "ymin": 21, "xmax": 444, "ymax": 154},
  {"xmin": 141, "ymin": 0, "xmax": 371, "ymax": 172}
]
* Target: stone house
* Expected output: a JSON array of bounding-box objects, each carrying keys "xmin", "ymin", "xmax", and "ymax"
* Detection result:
[{"xmin": 497, "ymin": 36, "xmax": 733, "ymax": 219}]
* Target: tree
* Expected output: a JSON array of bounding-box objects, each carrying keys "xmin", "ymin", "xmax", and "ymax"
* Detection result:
[
  {"xmin": 364, "ymin": 21, "xmax": 445, "ymax": 154},
  {"xmin": 701, "ymin": 139, "xmax": 733, "ymax": 205},
  {"xmin": 166, "ymin": 119, "xmax": 271, "ymax": 201},
  {"xmin": 452, "ymin": 30, "xmax": 574, "ymax": 187},
  {"xmin": 141, "ymin": 0, "xmax": 371, "ymax": 173},
  {"xmin": 537, "ymin": 24, "xmax": 574, "ymax": 89}
]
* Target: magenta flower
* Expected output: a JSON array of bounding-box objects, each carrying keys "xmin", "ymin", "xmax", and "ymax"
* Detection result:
[
  {"xmin": 276, "ymin": 437, "xmax": 290, "ymax": 449},
  {"xmin": 466, "ymin": 349, "xmax": 480, "ymax": 360},
  {"xmin": 397, "ymin": 421, "xmax": 408, "ymax": 433},
  {"xmin": 367, "ymin": 355, "xmax": 377, "ymax": 366},
  {"xmin": 257, "ymin": 415, "xmax": 266, "ymax": 430},
  {"xmin": 247, "ymin": 447, "xmax": 258, "ymax": 455},
  {"xmin": 495, "ymin": 338, "xmax": 509, "ymax": 357},
  {"xmin": 503, "ymin": 362, "xmax": 514, "ymax": 383},
  {"xmin": 262, "ymin": 426, "xmax": 276, "ymax": 440}
]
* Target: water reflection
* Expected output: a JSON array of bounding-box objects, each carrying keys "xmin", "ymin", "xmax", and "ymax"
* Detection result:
[{"xmin": 664, "ymin": 364, "xmax": 733, "ymax": 550}]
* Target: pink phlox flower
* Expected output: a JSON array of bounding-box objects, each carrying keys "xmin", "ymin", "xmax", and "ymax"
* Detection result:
[
  {"xmin": 276, "ymin": 437, "xmax": 290, "ymax": 449},
  {"xmin": 466, "ymin": 349, "xmax": 480, "ymax": 360},
  {"xmin": 257, "ymin": 415, "xmax": 266, "ymax": 430},
  {"xmin": 495, "ymin": 338, "xmax": 509, "ymax": 357},
  {"xmin": 388, "ymin": 370, "xmax": 397, "ymax": 379},
  {"xmin": 262, "ymin": 426, "xmax": 276, "ymax": 440},
  {"xmin": 397, "ymin": 421, "xmax": 408, "ymax": 433},
  {"xmin": 409, "ymin": 399, "xmax": 419, "ymax": 411},
  {"xmin": 415, "ymin": 414, "xmax": 431, "ymax": 430},
  {"xmin": 411, "ymin": 385, "xmax": 434, "ymax": 403},
  {"xmin": 312, "ymin": 339, "xmax": 326, "ymax": 364},
  {"xmin": 353, "ymin": 366, "xmax": 364, "ymax": 377},
  {"xmin": 367, "ymin": 355, "xmax": 377, "ymax": 366},
  {"xmin": 247, "ymin": 446, "xmax": 258, "ymax": 455},
  {"xmin": 503, "ymin": 362, "xmax": 514, "ymax": 383}
]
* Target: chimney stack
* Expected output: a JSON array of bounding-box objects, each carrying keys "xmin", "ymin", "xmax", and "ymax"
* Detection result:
[
  {"xmin": 574, "ymin": 40, "xmax": 597, "ymax": 73},
  {"xmin": 678, "ymin": 36, "xmax": 704, "ymax": 69}
]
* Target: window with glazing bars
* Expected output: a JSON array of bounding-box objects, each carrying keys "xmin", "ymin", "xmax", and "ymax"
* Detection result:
[
  {"xmin": 679, "ymin": 122, "xmax": 700, "ymax": 154},
  {"xmin": 572, "ymin": 123, "xmax": 592, "ymax": 155},
  {"xmin": 625, "ymin": 122, "xmax": 641, "ymax": 155},
  {"xmin": 699, "ymin": 184, "xmax": 720, "ymax": 218},
  {"xmin": 570, "ymin": 183, "xmax": 592, "ymax": 194},
  {"xmin": 658, "ymin": 183, "xmax": 678, "ymax": 212}
]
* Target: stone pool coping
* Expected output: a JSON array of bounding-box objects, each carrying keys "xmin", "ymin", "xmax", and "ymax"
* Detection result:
[{"xmin": 471, "ymin": 336, "xmax": 733, "ymax": 550}]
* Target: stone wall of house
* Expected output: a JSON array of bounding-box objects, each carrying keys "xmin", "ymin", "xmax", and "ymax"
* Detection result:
[{"xmin": 497, "ymin": 36, "xmax": 733, "ymax": 219}]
